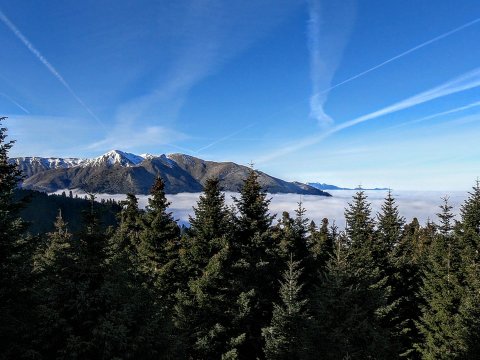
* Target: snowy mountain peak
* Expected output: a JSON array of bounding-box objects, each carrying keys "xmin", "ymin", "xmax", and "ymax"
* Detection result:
[
  {"xmin": 140, "ymin": 153, "xmax": 157, "ymax": 160},
  {"xmin": 85, "ymin": 150, "xmax": 145, "ymax": 167},
  {"xmin": 12, "ymin": 156, "xmax": 86, "ymax": 168}
]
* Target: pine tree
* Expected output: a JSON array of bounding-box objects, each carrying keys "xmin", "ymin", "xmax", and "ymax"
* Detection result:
[
  {"xmin": 262, "ymin": 257, "xmax": 311, "ymax": 360},
  {"xmin": 457, "ymin": 181, "xmax": 480, "ymax": 358},
  {"xmin": 137, "ymin": 177, "xmax": 181, "ymax": 298},
  {"xmin": 377, "ymin": 190, "xmax": 405, "ymax": 260},
  {"xmin": 175, "ymin": 178, "xmax": 239, "ymax": 359},
  {"xmin": 390, "ymin": 218, "xmax": 424, "ymax": 359},
  {"xmin": 183, "ymin": 177, "xmax": 233, "ymax": 276},
  {"xmin": 340, "ymin": 190, "xmax": 393, "ymax": 357},
  {"xmin": 376, "ymin": 191, "xmax": 406, "ymax": 355},
  {"xmin": 460, "ymin": 179, "xmax": 480, "ymax": 234},
  {"xmin": 311, "ymin": 232, "xmax": 390, "ymax": 359},
  {"xmin": 416, "ymin": 198, "xmax": 466, "ymax": 359},
  {"xmin": 34, "ymin": 210, "xmax": 77, "ymax": 357},
  {"xmin": 101, "ymin": 193, "xmax": 177, "ymax": 359},
  {"xmin": 0, "ymin": 117, "xmax": 35, "ymax": 357},
  {"xmin": 344, "ymin": 189, "xmax": 375, "ymax": 247},
  {"xmin": 231, "ymin": 167, "xmax": 280, "ymax": 359}
]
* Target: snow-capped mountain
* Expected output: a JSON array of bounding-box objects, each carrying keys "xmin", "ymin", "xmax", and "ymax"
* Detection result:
[
  {"xmin": 12, "ymin": 151, "xmax": 331, "ymax": 196},
  {"xmin": 10, "ymin": 156, "xmax": 87, "ymax": 177},
  {"xmin": 82, "ymin": 150, "xmax": 145, "ymax": 167}
]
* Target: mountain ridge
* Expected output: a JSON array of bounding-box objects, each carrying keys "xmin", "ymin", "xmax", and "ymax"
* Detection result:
[{"xmin": 11, "ymin": 150, "xmax": 331, "ymax": 196}]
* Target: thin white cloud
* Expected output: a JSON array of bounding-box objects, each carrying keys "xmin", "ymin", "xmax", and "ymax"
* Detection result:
[
  {"xmin": 320, "ymin": 16, "xmax": 480, "ymax": 95},
  {"xmin": 0, "ymin": 92, "xmax": 29, "ymax": 113},
  {"xmin": 308, "ymin": 0, "xmax": 356, "ymax": 126},
  {"xmin": 0, "ymin": 10, "xmax": 105, "ymax": 129},
  {"xmin": 106, "ymin": 1, "xmax": 299, "ymax": 154},
  {"xmin": 257, "ymin": 67, "xmax": 480, "ymax": 163},
  {"xmin": 195, "ymin": 123, "xmax": 255, "ymax": 154},
  {"xmin": 86, "ymin": 124, "xmax": 187, "ymax": 152},
  {"xmin": 391, "ymin": 99, "xmax": 480, "ymax": 129}
]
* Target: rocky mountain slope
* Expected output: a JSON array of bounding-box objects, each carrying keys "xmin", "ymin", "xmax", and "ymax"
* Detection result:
[{"xmin": 11, "ymin": 150, "xmax": 330, "ymax": 196}]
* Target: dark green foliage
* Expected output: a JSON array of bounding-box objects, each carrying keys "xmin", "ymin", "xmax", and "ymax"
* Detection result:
[
  {"xmin": 0, "ymin": 118, "xmax": 36, "ymax": 358},
  {"xmin": 4, "ymin": 119, "xmax": 480, "ymax": 359},
  {"xmin": 262, "ymin": 257, "xmax": 311, "ymax": 360},
  {"xmin": 175, "ymin": 178, "xmax": 239, "ymax": 359},
  {"xmin": 231, "ymin": 167, "xmax": 281, "ymax": 359},
  {"xmin": 309, "ymin": 217, "xmax": 335, "ymax": 272},
  {"xmin": 312, "ymin": 233, "xmax": 390, "ymax": 359},
  {"xmin": 14, "ymin": 188, "xmax": 121, "ymax": 234},
  {"xmin": 416, "ymin": 198, "xmax": 466, "ymax": 359},
  {"xmin": 137, "ymin": 177, "xmax": 181, "ymax": 297}
]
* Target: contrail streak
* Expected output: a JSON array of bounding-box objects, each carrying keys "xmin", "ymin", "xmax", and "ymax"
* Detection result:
[
  {"xmin": 0, "ymin": 10, "xmax": 106, "ymax": 129},
  {"xmin": 391, "ymin": 100, "xmax": 480, "ymax": 129},
  {"xmin": 195, "ymin": 123, "xmax": 255, "ymax": 154},
  {"xmin": 257, "ymin": 16, "xmax": 480, "ymax": 126},
  {"xmin": 257, "ymin": 67, "xmax": 480, "ymax": 163},
  {"xmin": 318, "ymin": 17, "xmax": 480, "ymax": 96},
  {"xmin": 0, "ymin": 93, "xmax": 29, "ymax": 113}
]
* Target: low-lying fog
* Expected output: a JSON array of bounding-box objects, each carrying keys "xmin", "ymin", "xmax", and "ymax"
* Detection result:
[{"xmin": 54, "ymin": 190, "xmax": 469, "ymax": 228}]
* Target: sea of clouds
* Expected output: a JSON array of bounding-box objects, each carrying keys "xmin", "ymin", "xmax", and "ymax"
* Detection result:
[{"xmin": 56, "ymin": 189, "xmax": 470, "ymax": 228}]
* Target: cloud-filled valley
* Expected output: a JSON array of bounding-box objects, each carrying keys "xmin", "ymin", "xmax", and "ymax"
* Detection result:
[{"xmin": 58, "ymin": 189, "xmax": 469, "ymax": 228}]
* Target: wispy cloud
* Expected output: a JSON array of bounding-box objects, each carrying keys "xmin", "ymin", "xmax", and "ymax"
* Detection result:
[
  {"xmin": 308, "ymin": 0, "xmax": 356, "ymax": 126},
  {"xmin": 195, "ymin": 123, "xmax": 255, "ymax": 154},
  {"xmin": 0, "ymin": 9, "xmax": 105, "ymax": 129},
  {"xmin": 0, "ymin": 92, "xmax": 29, "ymax": 113},
  {"xmin": 391, "ymin": 99, "xmax": 480, "ymax": 129},
  {"xmin": 99, "ymin": 1, "xmax": 300, "ymax": 154},
  {"xmin": 257, "ymin": 67, "xmax": 480, "ymax": 163},
  {"xmin": 321, "ymin": 16, "xmax": 480, "ymax": 95},
  {"xmin": 86, "ymin": 124, "xmax": 187, "ymax": 152}
]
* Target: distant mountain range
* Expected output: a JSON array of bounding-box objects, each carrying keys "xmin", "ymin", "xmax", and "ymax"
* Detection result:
[
  {"xmin": 11, "ymin": 150, "xmax": 331, "ymax": 196},
  {"xmin": 308, "ymin": 182, "xmax": 389, "ymax": 191}
]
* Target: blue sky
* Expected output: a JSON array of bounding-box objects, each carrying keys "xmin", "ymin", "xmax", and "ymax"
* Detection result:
[{"xmin": 1, "ymin": 0, "xmax": 480, "ymax": 190}]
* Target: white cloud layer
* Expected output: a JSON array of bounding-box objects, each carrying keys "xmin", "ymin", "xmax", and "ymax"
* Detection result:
[{"xmin": 57, "ymin": 190, "xmax": 468, "ymax": 229}]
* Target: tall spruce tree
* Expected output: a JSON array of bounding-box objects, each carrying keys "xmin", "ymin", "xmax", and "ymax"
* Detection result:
[
  {"xmin": 175, "ymin": 178, "xmax": 240, "ymax": 359},
  {"xmin": 457, "ymin": 181, "xmax": 480, "ymax": 358},
  {"xmin": 376, "ymin": 190, "xmax": 406, "ymax": 355},
  {"xmin": 262, "ymin": 257, "xmax": 311, "ymax": 360},
  {"xmin": 309, "ymin": 217, "xmax": 335, "ymax": 273},
  {"xmin": 100, "ymin": 192, "xmax": 177, "ymax": 359},
  {"xmin": 416, "ymin": 198, "xmax": 466, "ymax": 359},
  {"xmin": 231, "ymin": 167, "xmax": 280, "ymax": 359},
  {"xmin": 0, "ymin": 117, "xmax": 35, "ymax": 358},
  {"xmin": 137, "ymin": 177, "xmax": 181, "ymax": 298},
  {"xmin": 34, "ymin": 197, "xmax": 111, "ymax": 358},
  {"xmin": 34, "ymin": 210, "xmax": 77, "ymax": 357},
  {"xmin": 311, "ymin": 231, "xmax": 390, "ymax": 359},
  {"xmin": 390, "ymin": 218, "xmax": 424, "ymax": 359},
  {"xmin": 342, "ymin": 190, "xmax": 393, "ymax": 357}
]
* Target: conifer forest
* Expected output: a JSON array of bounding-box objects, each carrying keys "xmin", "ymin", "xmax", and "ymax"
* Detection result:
[{"xmin": 2, "ymin": 119, "xmax": 480, "ymax": 360}]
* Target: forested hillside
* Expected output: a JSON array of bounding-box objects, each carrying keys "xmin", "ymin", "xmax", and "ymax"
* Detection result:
[
  {"xmin": 2, "ymin": 118, "xmax": 480, "ymax": 359},
  {"xmin": 14, "ymin": 189, "xmax": 121, "ymax": 234}
]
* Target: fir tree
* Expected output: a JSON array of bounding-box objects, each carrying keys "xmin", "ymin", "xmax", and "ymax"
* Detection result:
[
  {"xmin": 137, "ymin": 177, "xmax": 181, "ymax": 297},
  {"xmin": 183, "ymin": 177, "xmax": 233, "ymax": 276},
  {"xmin": 457, "ymin": 181, "xmax": 480, "ymax": 358},
  {"xmin": 416, "ymin": 198, "xmax": 466, "ymax": 359},
  {"xmin": 0, "ymin": 117, "xmax": 35, "ymax": 357},
  {"xmin": 460, "ymin": 179, "xmax": 480, "ymax": 234},
  {"xmin": 262, "ymin": 257, "xmax": 311, "ymax": 360},
  {"xmin": 376, "ymin": 191, "xmax": 406, "ymax": 355},
  {"xmin": 231, "ymin": 167, "xmax": 280, "ymax": 359},
  {"xmin": 390, "ymin": 218, "xmax": 424, "ymax": 359},
  {"xmin": 175, "ymin": 178, "xmax": 239, "ymax": 359},
  {"xmin": 311, "ymin": 232, "xmax": 390, "ymax": 359},
  {"xmin": 377, "ymin": 190, "xmax": 405, "ymax": 259}
]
